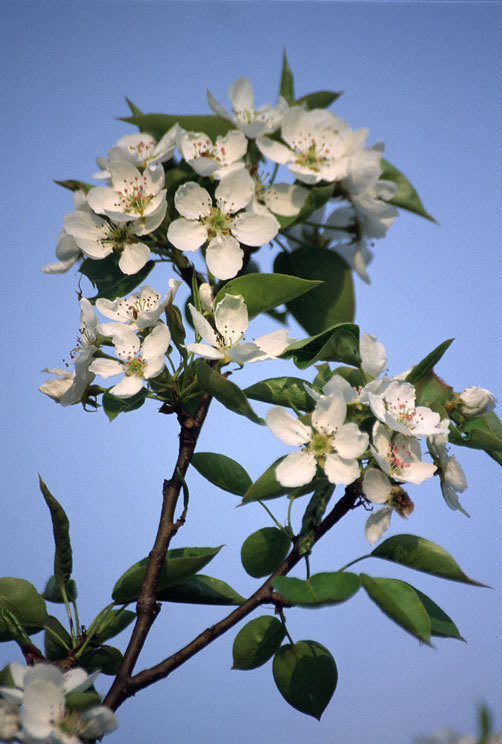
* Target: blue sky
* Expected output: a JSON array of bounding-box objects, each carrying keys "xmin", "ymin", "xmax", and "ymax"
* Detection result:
[{"xmin": 2, "ymin": 2, "xmax": 501, "ymax": 743}]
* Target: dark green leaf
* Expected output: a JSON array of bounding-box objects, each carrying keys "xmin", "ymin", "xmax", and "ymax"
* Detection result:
[
  {"xmin": 54, "ymin": 179, "xmax": 93, "ymax": 194},
  {"xmin": 102, "ymin": 388, "xmax": 148, "ymax": 422},
  {"xmin": 195, "ymin": 361, "xmax": 264, "ymax": 425},
  {"xmin": 112, "ymin": 546, "xmax": 223, "ymax": 603},
  {"xmin": 273, "ymin": 640, "xmax": 337, "ymax": 719},
  {"xmin": 124, "ymin": 96, "xmax": 143, "ymax": 116},
  {"xmin": 273, "ymin": 572, "xmax": 360, "ymax": 606},
  {"xmin": 297, "ymin": 481, "xmax": 335, "ymax": 556},
  {"xmin": 274, "ymin": 247, "xmax": 354, "ymax": 335},
  {"xmin": 39, "ymin": 477, "xmax": 72, "ymax": 585},
  {"xmin": 119, "ymin": 113, "xmax": 234, "ymax": 141},
  {"xmin": 79, "ymin": 645, "xmax": 123, "ymax": 676},
  {"xmin": 44, "ymin": 615, "xmax": 71, "ymax": 660},
  {"xmin": 294, "ymin": 91, "xmax": 343, "ymax": 109},
  {"xmin": 93, "ymin": 609, "xmax": 136, "ymax": 644},
  {"xmin": 241, "ymin": 458, "xmax": 291, "ymax": 504},
  {"xmin": 241, "ymin": 528, "xmax": 291, "ymax": 578},
  {"xmin": 279, "ymin": 50, "xmax": 295, "ymax": 104},
  {"xmin": 191, "ymin": 452, "xmax": 252, "ymax": 496},
  {"xmin": 215, "ymin": 273, "xmax": 321, "ymax": 320},
  {"xmin": 370, "ymin": 534, "xmax": 486, "ymax": 586},
  {"xmin": 42, "ymin": 576, "xmax": 78, "ymax": 604},
  {"xmin": 244, "ymin": 376, "xmax": 315, "ymax": 412},
  {"xmin": 0, "ymin": 607, "xmax": 32, "ymax": 646},
  {"xmin": 406, "ymin": 339, "xmax": 454, "ymax": 385},
  {"xmin": 412, "ymin": 587, "xmax": 465, "ymax": 641},
  {"xmin": 80, "ymin": 253, "xmax": 155, "ymax": 303},
  {"xmin": 361, "ymin": 574, "xmax": 431, "ymax": 643},
  {"xmin": 157, "ymin": 574, "xmax": 244, "ymax": 605},
  {"xmin": 414, "ymin": 371, "xmax": 453, "ymax": 407},
  {"xmin": 457, "ymin": 411, "xmax": 502, "ymax": 452},
  {"xmin": 65, "ymin": 688, "xmax": 102, "ymax": 712},
  {"xmin": 281, "ymin": 322, "xmax": 360, "ymax": 370},
  {"xmin": 380, "ymin": 158, "xmax": 436, "ymax": 222},
  {"xmin": 233, "ymin": 616, "xmax": 285, "ymax": 670}
]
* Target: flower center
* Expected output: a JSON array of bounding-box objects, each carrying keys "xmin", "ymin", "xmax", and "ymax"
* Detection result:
[
  {"xmin": 114, "ymin": 176, "xmax": 155, "ymax": 216},
  {"xmin": 203, "ymin": 208, "xmax": 232, "ymax": 239},
  {"xmin": 125, "ymin": 356, "xmax": 147, "ymax": 377},
  {"xmin": 100, "ymin": 222, "xmax": 135, "ymax": 252},
  {"xmin": 128, "ymin": 138, "xmax": 156, "ymax": 167},
  {"xmin": 125, "ymin": 293, "xmax": 161, "ymax": 322},
  {"xmin": 58, "ymin": 710, "xmax": 84, "ymax": 737},
  {"xmin": 289, "ymin": 131, "xmax": 333, "ymax": 172},
  {"xmin": 386, "ymin": 442, "xmax": 411, "ymax": 476},
  {"xmin": 233, "ymin": 107, "xmax": 257, "ymax": 125},
  {"xmin": 307, "ymin": 430, "xmax": 333, "ymax": 463}
]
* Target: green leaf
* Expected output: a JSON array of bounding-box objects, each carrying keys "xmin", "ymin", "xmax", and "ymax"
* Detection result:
[
  {"xmin": 273, "ymin": 640, "xmax": 337, "ymax": 719},
  {"xmin": 0, "ymin": 607, "xmax": 32, "ymax": 647},
  {"xmin": 414, "ymin": 371, "xmax": 453, "ymax": 407},
  {"xmin": 412, "ymin": 587, "xmax": 465, "ymax": 641},
  {"xmin": 233, "ymin": 616, "xmax": 285, "ymax": 670},
  {"xmin": 215, "ymin": 273, "xmax": 321, "ymax": 320},
  {"xmin": 191, "ymin": 452, "xmax": 252, "ymax": 496},
  {"xmin": 274, "ymin": 247, "xmax": 354, "ymax": 335},
  {"xmin": 124, "ymin": 96, "xmax": 143, "ymax": 116},
  {"xmin": 405, "ymin": 339, "xmax": 454, "ymax": 385},
  {"xmin": 273, "ymin": 572, "xmax": 360, "ymax": 606},
  {"xmin": 457, "ymin": 411, "xmax": 502, "ymax": 452},
  {"xmin": 157, "ymin": 574, "xmax": 244, "ymax": 605},
  {"xmin": 93, "ymin": 608, "xmax": 136, "ymax": 644},
  {"xmin": 361, "ymin": 574, "xmax": 431, "ymax": 643},
  {"xmin": 65, "ymin": 688, "xmax": 102, "ymax": 712},
  {"xmin": 119, "ymin": 113, "xmax": 234, "ymax": 141},
  {"xmin": 370, "ymin": 534, "xmax": 486, "ymax": 586},
  {"xmin": 244, "ymin": 376, "xmax": 315, "ymax": 412},
  {"xmin": 102, "ymin": 388, "xmax": 148, "ymax": 422},
  {"xmin": 281, "ymin": 322, "xmax": 360, "ymax": 370},
  {"xmin": 79, "ymin": 645, "xmax": 123, "ymax": 676},
  {"xmin": 112, "ymin": 546, "xmax": 223, "ymax": 603},
  {"xmin": 42, "ymin": 576, "xmax": 77, "ymax": 604},
  {"xmin": 53, "ymin": 179, "xmax": 94, "ymax": 194},
  {"xmin": 39, "ymin": 477, "xmax": 72, "ymax": 585},
  {"xmin": 297, "ymin": 480, "xmax": 334, "ymax": 556},
  {"xmin": 294, "ymin": 90, "xmax": 342, "ymax": 109},
  {"xmin": 279, "ymin": 50, "xmax": 295, "ymax": 104},
  {"xmin": 380, "ymin": 158, "xmax": 436, "ymax": 222},
  {"xmin": 241, "ymin": 459, "xmax": 321, "ymax": 505},
  {"xmin": 80, "ymin": 253, "xmax": 155, "ymax": 303},
  {"xmin": 195, "ymin": 361, "xmax": 264, "ymax": 425},
  {"xmin": 241, "ymin": 528, "xmax": 291, "ymax": 578},
  {"xmin": 44, "ymin": 615, "xmax": 71, "ymax": 660}
]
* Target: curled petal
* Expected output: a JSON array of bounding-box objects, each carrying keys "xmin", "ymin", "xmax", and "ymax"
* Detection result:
[
  {"xmin": 365, "ymin": 508, "xmax": 393, "ymax": 545},
  {"xmin": 188, "ymin": 304, "xmax": 219, "ymax": 347}
]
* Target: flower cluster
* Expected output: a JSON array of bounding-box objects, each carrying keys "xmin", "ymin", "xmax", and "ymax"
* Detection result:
[{"xmin": 0, "ymin": 663, "xmax": 116, "ymax": 743}]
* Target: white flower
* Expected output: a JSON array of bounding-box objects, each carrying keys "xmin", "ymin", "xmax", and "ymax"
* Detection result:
[
  {"xmin": 89, "ymin": 322, "xmax": 171, "ymax": 398},
  {"xmin": 94, "ymin": 126, "xmax": 178, "ymax": 179},
  {"xmin": 428, "ymin": 426, "xmax": 469, "ymax": 516},
  {"xmin": 266, "ymin": 393, "xmax": 368, "ymax": 488},
  {"xmin": 0, "ymin": 699, "xmax": 20, "ymax": 741},
  {"xmin": 185, "ymin": 294, "xmax": 295, "ymax": 363},
  {"xmin": 87, "ymin": 162, "xmax": 167, "ymax": 225},
  {"xmin": 96, "ymin": 281, "xmax": 181, "ymax": 332},
  {"xmin": 177, "ymin": 129, "xmax": 247, "ymax": 179},
  {"xmin": 207, "ymin": 77, "xmax": 288, "ymax": 138},
  {"xmin": 198, "ymin": 283, "xmax": 214, "ymax": 313},
  {"xmin": 458, "ymin": 386, "xmax": 497, "ymax": 418},
  {"xmin": 367, "ymin": 380, "xmax": 444, "ymax": 437},
  {"xmin": 371, "ymin": 422, "xmax": 437, "ymax": 485},
  {"xmin": 249, "ymin": 174, "xmax": 308, "ymax": 221},
  {"xmin": 167, "ymin": 171, "xmax": 278, "ymax": 280},
  {"xmin": 360, "ymin": 332, "xmax": 387, "ymax": 378},
  {"xmin": 39, "ymin": 368, "xmax": 75, "ymax": 403},
  {"xmin": 41, "ymin": 192, "xmax": 90, "ymax": 274},
  {"xmin": 257, "ymin": 107, "xmax": 368, "ymax": 185},
  {"xmin": 362, "ymin": 468, "xmax": 414, "ymax": 544}
]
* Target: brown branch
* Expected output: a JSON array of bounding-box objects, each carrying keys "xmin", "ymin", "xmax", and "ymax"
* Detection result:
[
  {"xmin": 103, "ymin": 393, "xmax": 212, "ymax": 710},
  {"xmin": 109, "ymin": 481, "xmax": 361, "ymax": 708}
]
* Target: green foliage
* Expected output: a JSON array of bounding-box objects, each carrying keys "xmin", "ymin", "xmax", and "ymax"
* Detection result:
[
  {"xmin": 297, "ymin": 480, "xmax": 334, "ymax": 556},
  {"xmin": 215, "ymin": 273, "xmax": 321, "ymax": 320},
  {"xmin": 241, "ymin": 459, "xmax": 322, "ymax": 505},
  {"xmin": 42, "ymin": 576, "xmax": 78, "ymax": 604},
  {"xmin": 39, "ymin": 476, "xmax": 73, "ymax": 586},
  {"xmin": 361, "ymin": 574, "xmax": 431, "ymax": 644},
  {"xmin": 157, "ymin": 574, "xmax": 244, "ymax": 606},
  {"xmin": 414, "ymin": 371, "xmax": 453, "ymax": 407},
  {"xmin": 241, "ymin": 527, "xmax": 291, "ymax": 578},
  {"xmin": 44, "ymin": 615, "xmax": 71, "ymax": 660},
  {"xmin": 102, "ymin": 388, "xmax": 148, "ymax": 421},
  {"xmin": 451, "ymin": 410, "xmax": 502, "ymax": 455},
  {"xmin": 294, "ymin": 90, "xmax": 342, "ymax": 109},
  {"xmin": 119, "ymin": 113, "xmax": 234, "ymax": 140},
  {"xmin": 406, "ymin": 338, "xmax": 454, "ymax": 385},
  {"xmin": 80, "ymin": 645, "xmax": 123, "ymax": 676},
  {"xmin": 273, "ymin": 640, "xmax": 337, "ymax": 719},
  {"xmin": 54, "ymin": 179, "xmax": 94, "ymax": 194},
  {"xmin": 232, "ymin": 616, "xmax": 285, "ymax": 670},
  {"xmin": 412, "ymin": 587, "xmax": 465, "ymax": 641},
  {"xmin": 65, "ymin": 688, "xmax": 102, "ymax": 712},
  {"xmin": 279, "ymin": 50, "xmax": 295, "ymax": 104},
  {"xmin": 275, "ymin": 184, "xmax": 334, "ymax": 230},
  {"xmin": 281, "ymin": 322, "xmax": 360, "ymax": 369},
  {"xmin": 273, "ymin": 572, "xmax": 361, "ymax": 607},
  {"xmin": 80, "ymin": 253, "xmax": 155, "ymax": 303},
  {"xmin": 274, "ymin": 247, "xmax": 355, "ymax": 335},
  {"xmin": 112, "ymin": 546, "xmax": 223, "ymax": 603},
  {"xmin": 92, "ymin": 608, "xmax": 136, "ymax": 644},
  {"xmin": 191, "ymin": 452, "xmax": 253, "ymax": 496},
  {"xmin": 380, "ymin": 158, "xmax": 436, "ymax": 222},
  {"xmin": 195, "ymin": 361, "xmax": 264, "ymax": 425},
  {"xmin": 370, "ymin": 534, "xmax": 486, "ymax": 586},
  {"xmin": 244, "ymin": 376, "xmax": 315, "ymax": 412}
]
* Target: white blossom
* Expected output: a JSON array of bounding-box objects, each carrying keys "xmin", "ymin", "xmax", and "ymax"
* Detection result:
[
  {"xmin": 428, "ymin": 425, "xmax": 469, "ymax": 516},
  {"xmin": 267, "ymin": 393, "xmax": 368, "ymax": 488},
  {"xmin": 362, "ymin": 468, "xmax": 415, "ymax": 544},
  {"xmin": 93, "ymin": 126, "xmax": 178, "ymax": 179},
  {"xmin": 39, "ymin": 369, "xmax": 75, "ymax": 403},
  {"xmin": 458, "ymin": 386, "xmax": 497, "ymax": 418},
  {"xmin": 367, "ymin": 380, "xmax": 444, "ymax": 437},
  {"xmin": 207, "ymin": 77, "xmax": 288, "ymax": 138},
  {"xmin": 0, "ymin": 699, "xmax": 20, "ymax": 741},
  {"xmin": 177, "ymin": 129, "xmax": 247, "ymax": 179},
  {"xmin": 371, "ymin": 422, "xmax": 437, "ymax": 485},
  {"xmin": 96, "ymin": 281, "xmax": 180, "ymax": 332},
  {"xmin": 41, "ymin": 192, "xmax": 90, "ymax": 274}
]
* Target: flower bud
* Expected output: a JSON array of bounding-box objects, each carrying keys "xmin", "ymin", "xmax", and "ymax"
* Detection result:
[
  {"xmin": 199, "ymin": 283, "xmax": 214, "ymax": 313},
  {"xmin": 458, "ymin": 386, "xmax": 497, "ymax": 418}
]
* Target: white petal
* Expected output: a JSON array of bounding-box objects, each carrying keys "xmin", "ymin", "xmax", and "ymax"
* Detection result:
[
  {"xmin": 110, "ymin": 376, "xmax": 144, "ymax": 398},
  {"xmin": 228, "ymin": 76, "xmax": 254, "ymax": 113},
  {"xmin": 276, "ymin": 451, "xmax": 317, "ymax": 487},
  {"xmin": 205, "ymin": 235, "xmax": 243, "ymax": 280},
  {"xmin": 312, "ymin": 393, "xmax": 346, "ymax": 436},
  {"xmin": 252, "ymin": 329, "xmax": 296, "ymax": 360},
  {"xmin": 322, "ymin": 375, "xmax": 358, "ymax": 404},
  {"xmin": 168, "ymin": 218, "xmax": 208, "ymax": 252},
  {"xmin": 133, "ymin": 199, "xmax": 167, "ymax": 235},
  {"xmin": 365, "ymin": 508, "xmax": 392, "ymax": 545},
  {"xmin": 184, "ymin": 342, "xmax": 224, "ymax": 360},
  {"xmin": 256, "ymin": 136, "xmax": 293, "ymax": 165},
  {"xmin": 189, "ymin": 304, "xmax": 219, "ymax": 347},
  {"xmin": 207, "ymin": 88, "xmax": 232, "ymax": 121},
  {"xmin": 266, "ymin": 407, "xmax": 311, "ymax": 446},
  {"xmin": 334, "ymin": 423, "xmax": 369, "ymax": 459},
  {"xmin": 215, "ymin": 294, "xmax": 248, "ymax": 345},
  {"xmin": 89, "ymin": 358, "xmax": 124, "ymax": 378},
  {"xmin": 231, "ymin": 211, "xmax": 278, "ymax": 246},
  {"xmin": 118, "ymin": 242, "xmax": 150, "ymax": 274},
  {"xmin": 215, "ymin": 170, "xmax": 254, "ymax": 214},
  {"xmin": 141, "ymin": 323, "xmax": 171, "ymax": 362},
  {"xmin": 80, "ymin": 706, "xmax": 118, "ymax": 738},
  {"xmin": 324, "ymin": 453, "xmax": 361, "ymax": 485},
  {"xmin": 174, "ymin": 182, "xmax": 212, "ymax": 219},
  {"xmin": 363, "ymin": 468, "xmax": 392, "ymax": 504},
  {"xmin": 360, "ymin": 332, "xmax": 387, "ymax": 378},
  {"xmin": 263, "ymin": 183, "xmax": 308, "ymax": 217}
]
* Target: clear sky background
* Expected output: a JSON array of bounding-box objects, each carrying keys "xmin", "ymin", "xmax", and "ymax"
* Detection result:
[{"xmin": 1, "ymin": 2, "xmax": 501, "ymax": 743}]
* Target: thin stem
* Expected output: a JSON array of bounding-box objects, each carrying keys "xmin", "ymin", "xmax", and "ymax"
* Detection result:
[
  {"xmin": 279, "ymin": 609, "xmax": 294, "ymax": 645},
  {"xmin": 72, "ymin": 601, "xmax": 80, "ymax": 637},
  {"xmin": 257, "ymin": 500, "xmax": 284, "ymax": 531},
  {"xmin": 273, "ymin": 236, "xmax": 290, "ymax": 253},
  {"xmin": 60, "ymin": 583, "xmax": 75, "ymax": 646},
  {"xmin": 269, "ymin": 162, "xmax": 279, "ymax": 185},
  {"xmin": 338, "ymin": 554, "xmax": 370, "ymax": 572},
  {"xmin": 304, "ymin": 554, "xmax": 311, "ymax": 580},
  {"xmin": 43, "ymin": 624, "xmax": 70, "ymax": 651}
]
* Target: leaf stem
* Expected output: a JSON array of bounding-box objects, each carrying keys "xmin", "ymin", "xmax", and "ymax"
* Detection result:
[{"xmin": 338, "ymin": 555, "xmax": 370, "ymax": 572}]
